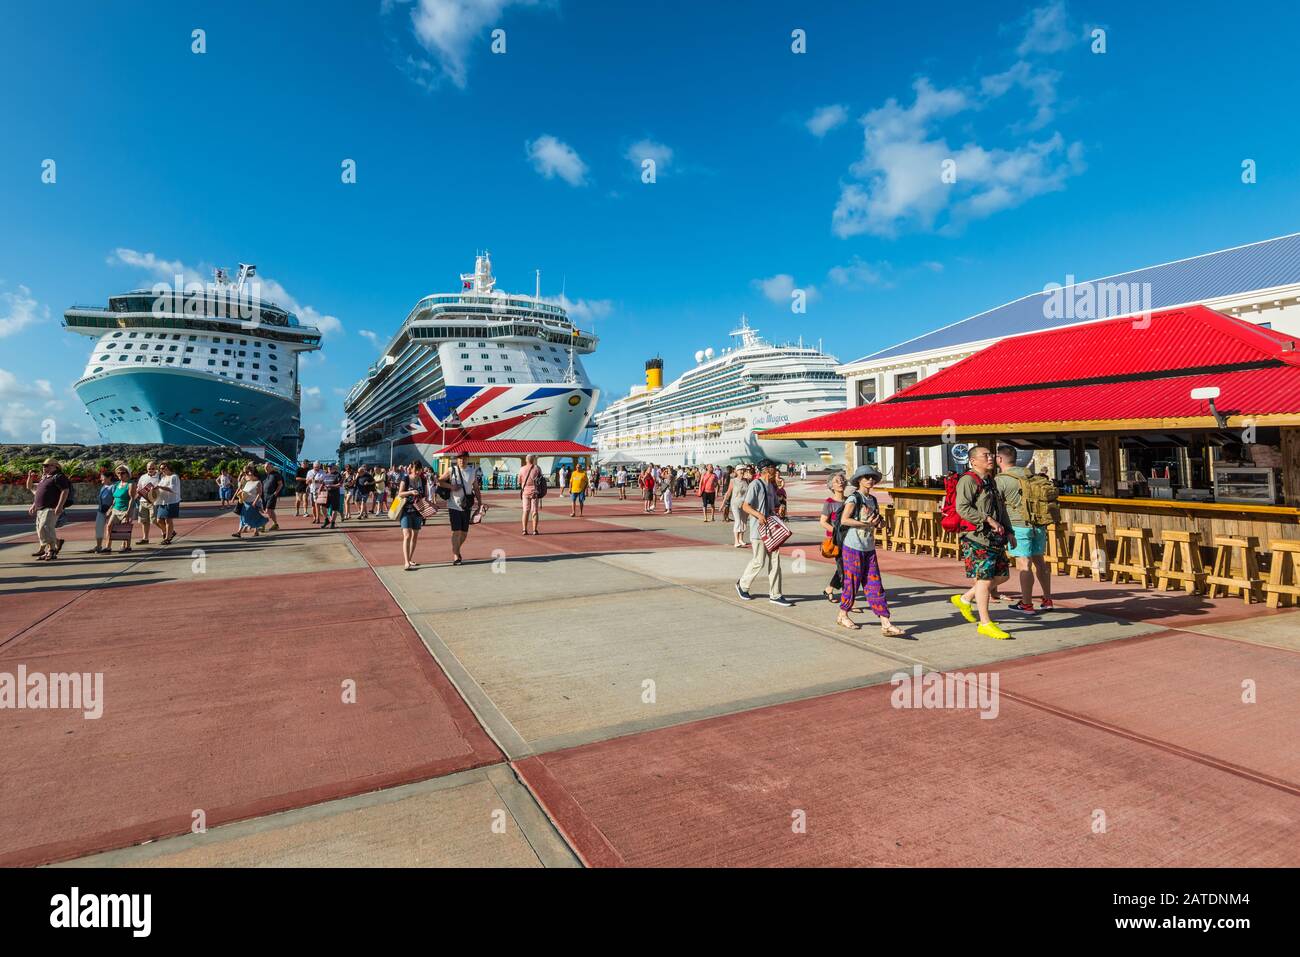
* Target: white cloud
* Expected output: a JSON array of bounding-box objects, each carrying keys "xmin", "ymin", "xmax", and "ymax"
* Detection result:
[
  {"xmin": 542, "ymin": 294, "xmax": 613, "ymax": 326},
  {"xmin": 827, "ymin": 258, "xmax": 890, "ymax": 289},
  {"xmin": 1016, "ymin": 0, "xmax": 1075, "ymax": 56},
  {"xmin": 0, "ymin": 369, "xmax": 96, "ymax": 442},
  {"xmin": 751, "ymin": 274, "xmax": 819, "ymax": 305},
  {"xmin": 525, "ymin": 134, "xmax": 588, "ymax": 186},
  {"xmin": 0, "ymin": 285, "xmax": 49, "ymax": 338},
  {"xmin": 109, "ymin": 249, "xmax": 344, "ymax": 337},
  {"xmin": 832, "ymin": 72, "xmax": 1083, "ymax": 238},
  {"xmin": 981, "ymin": 60, "xmax": 1061, "ymax": 130},
  {"xmin": 359, "ymin": 329, "xmax": 382, "ymax": 348},
  {"xmin": 403, "ymin": 0, "xmax": 539, "ymax": 90},
  {"xmin": 0, "ymin": 368, "xmax": 54, "ymax": 401},
  {"xmin": 626, "ymin": 138, "xmax": 673, "ymax": 175},
  {"xmin": 806, "ymin": 104, "xmax": 849, "ymax": 138}
]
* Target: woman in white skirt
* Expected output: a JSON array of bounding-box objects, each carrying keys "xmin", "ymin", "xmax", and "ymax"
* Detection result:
[{"xmin": 728, "ymin": 465, "xmax": 753, "ymax": 548}]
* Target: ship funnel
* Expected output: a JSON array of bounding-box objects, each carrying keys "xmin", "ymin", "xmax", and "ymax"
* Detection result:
[{"xmin": 645, "ymin": 357, "xmax": 664, "ymax": 391}]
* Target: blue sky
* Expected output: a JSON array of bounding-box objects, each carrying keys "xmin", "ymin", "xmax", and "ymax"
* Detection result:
[{"xmin": 3, "ymin": 0, "xmax": 1300, "ymax": 458}]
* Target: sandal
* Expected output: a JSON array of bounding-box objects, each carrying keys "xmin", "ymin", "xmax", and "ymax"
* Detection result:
[
  {"xmin": 824, "ymin": 589, "xmax": 838, "ymax": 603},
  {"xmin": 881, "ymin": 624, "xmax": 906, "ymax": 638},
  {"xmin": 836, "ymin": 614, "xmax": 860, "ymax": 630}
]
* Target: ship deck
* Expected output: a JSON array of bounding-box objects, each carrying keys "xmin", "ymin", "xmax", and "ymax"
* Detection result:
[{"xmin": 1, "ymin": 479, "xmax": 1296, "ymax": 867}]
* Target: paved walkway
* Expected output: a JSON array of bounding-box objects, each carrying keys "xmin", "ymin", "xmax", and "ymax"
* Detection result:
[{"xmin": 2, "ymin": 480, "xmax": 1296, "ymax": 867}]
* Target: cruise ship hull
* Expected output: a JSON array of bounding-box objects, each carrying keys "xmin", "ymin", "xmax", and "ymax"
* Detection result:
[
  {"xmin": 75, "ymin": 369, "xmax": 303, "ymax": 457},
  {"xmin": 348, "ymin": 383, "xmax": 598, "ymax": 466}
]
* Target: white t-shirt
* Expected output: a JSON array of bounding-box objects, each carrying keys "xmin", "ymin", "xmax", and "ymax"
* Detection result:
[
  {"xmin": 242, "ymin": 479, "xmax": 262, "ymax": 497},
  {"xmin": 447, "ymin": 464, "xmax": 479, "ymax": 510},
  {"xmin": 156, "ymin": 474, "xmax": 181, "ymax": 505},
  {"xmin": 306, "ymin": 468, "xmax": 320, "ymax": 491},
  {"xmin": 137, "ymin": 473, "xmax": 159, "ymax": 503}
]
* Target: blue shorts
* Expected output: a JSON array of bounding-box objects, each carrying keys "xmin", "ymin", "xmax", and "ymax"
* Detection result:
[
  {"xmin": 571, "ymin": 492, "xmax": 586, "ymax": 504},
  {"xmin": 156, "ymin": 502, "xmax": 180, "ymax": 519},
  {"xmin": 1006, "ymin": 524, "xmax": 1046, "ymax": 558},
  {"xmin": 399, "ymin": 512, "xmax": 424, "ymax": 530}
]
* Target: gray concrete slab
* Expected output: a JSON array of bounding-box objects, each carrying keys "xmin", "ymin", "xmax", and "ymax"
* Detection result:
[
  {"xmin": 410, "ymin": 587, "xmax": 908, "ymax": 755},
  {"xmin": 1176, "ymin": 613, "xmax": 1300, "ymax": 653},
  {"xmin": 56, "ymin": 766, "xmax": 578, "ymax": 868},
  {"xmin": 376, "ymin": 554, "xmax": 672, "ymax": 614}
]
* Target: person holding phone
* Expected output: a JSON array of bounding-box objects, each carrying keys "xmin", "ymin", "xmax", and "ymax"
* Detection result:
[
  {"xmin": 439, "ymin": 450, "xmax": 480, "ymax": 565},
  {"xmin": 836, "ymin": 466, "xmax": 905, "ymax": 636}
]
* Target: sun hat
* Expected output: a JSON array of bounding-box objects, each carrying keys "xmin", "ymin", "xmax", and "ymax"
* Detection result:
[
  {"xmin": 42, "ymin": 457, "xmax": 60, "ymax": 467},
  {"xmin": 849, "ymin": 465, "xmax": 882, "ymax": 486}
]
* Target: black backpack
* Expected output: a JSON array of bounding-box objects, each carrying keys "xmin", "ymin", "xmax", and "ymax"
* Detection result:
[{"xmin": 831, "ymin": 494, "xmax": 855, "ymax": 547}]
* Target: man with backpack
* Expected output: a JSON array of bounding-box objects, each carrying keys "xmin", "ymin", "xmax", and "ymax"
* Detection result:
[
  {"xmin": 944, "ymin": 445, "xmax": 1015, "ymax": 640},
  {"xmin": 519, "ymin": 453, "xmax": 546, "ymax": 534},
  {"xmin": 994, "ymin": 444, "xmax": 1057, "ymax": 613}
]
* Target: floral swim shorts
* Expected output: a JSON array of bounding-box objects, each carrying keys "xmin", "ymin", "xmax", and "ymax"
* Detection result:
[{"xmin": 960, "ymin": 535, "xmax": 1009, "ymax": 580}]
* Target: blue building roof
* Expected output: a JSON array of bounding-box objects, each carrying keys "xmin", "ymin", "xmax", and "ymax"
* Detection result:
[{"xmin": 850, "ymin": 232, "xmax": 1300, "ymax": 365}]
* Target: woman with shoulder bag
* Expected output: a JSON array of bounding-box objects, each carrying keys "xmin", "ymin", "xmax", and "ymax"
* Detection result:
[
  {"xmin": 836, "ymin": 466, "xmax": 905, "ymax": 636},
  {"xmin": 518, "ymin": 453, "xmax": 544, "ymax": 535},
  {"xmin": 396, "ymin": 461, "xmax": 427, "ymax": 570},
  {"xmin": 819, "ymin": 471, "xmax": 847, "ymax": 602}
]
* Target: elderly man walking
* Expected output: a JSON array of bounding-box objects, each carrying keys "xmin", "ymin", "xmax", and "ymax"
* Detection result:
[
  {"xmin": 735, "ymin": 462, "xmax": 794, "ymax": 607},
  {"xmin": 28, "ymin": 458, "xmax": 71, "ymax": 561}
]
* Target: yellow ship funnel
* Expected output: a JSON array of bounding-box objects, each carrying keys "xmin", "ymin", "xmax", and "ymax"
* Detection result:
[{"xmin": 645, "ymin": 357, "xmax": 663, "ymax": 391}]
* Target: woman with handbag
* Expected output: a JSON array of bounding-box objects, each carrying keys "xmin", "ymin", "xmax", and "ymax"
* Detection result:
[
  {"xmin": 396, "ymin": 461, "xmax": 427, "ymax": 571},
  {"xmin": 819, "ymin": 471, "xmax": 847, "ymax": 602},
  {"xmin": 439, "ymin": 450, "xmax": 480, "ymax": 565},
  {"xmin": 836, "ymin": 465, "xmax": 904, "ymax": 636},
  {"xmin": 233, "ymin": 466, "xmax": 269, "ymax": 538},
  {"xmin": 728, "ymin": 465, "xmax": 753, "ymax": 548}
]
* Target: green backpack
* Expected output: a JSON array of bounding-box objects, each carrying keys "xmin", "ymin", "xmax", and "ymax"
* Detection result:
[{"xmin": 1016, "ymin": 472, "xmax": 1061, "ymax": 526}]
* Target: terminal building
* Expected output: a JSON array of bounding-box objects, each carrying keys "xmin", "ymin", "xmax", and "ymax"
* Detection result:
[{"xmin": 838, "ymin": 233, "xmax": 1300, "ymax": 478}]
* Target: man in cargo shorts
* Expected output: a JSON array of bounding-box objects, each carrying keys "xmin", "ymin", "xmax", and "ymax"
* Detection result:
[
  {"xmin": 994, "ymin": 444, "xmax": 1054, "ymax": 613},
  {"xmin": 135, "ymin": 461, "xmax": 160, "ymax": 544}
]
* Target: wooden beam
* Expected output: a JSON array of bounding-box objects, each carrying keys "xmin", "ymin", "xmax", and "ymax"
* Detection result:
[
  {"xmin": 1282, "ymin": 427, "xmax": 1300, "ymax": 508},
  {"xmin": 1098, "ymin": 434, "xmax": 1120, "ymax": 498}
]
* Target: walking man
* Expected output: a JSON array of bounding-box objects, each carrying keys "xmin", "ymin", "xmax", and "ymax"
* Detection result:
[
  {"xmin": 28, "ymin": 458, "xmax": 71, "ymax": 561},
  {"xmin": 698, "ymin": 462, "xmax": 718, "ymax": 521},
  {"xmin": 735, "ymin": 462, "xmax": 793, "ymax": 606},
  {"xmin": 994, "ymin": 444, "xmax": 1055, "ymax": 612},
  {"xmin": 135, "ymin": 461, "xmax": 160, "ymax": 544},
  {"xmin": 262, "ymin": 462, "xmax": 284, "ymax": 530},
  {"xmin": 950, "ymin": 446, "xmax": 1015, "ymax": 639}
]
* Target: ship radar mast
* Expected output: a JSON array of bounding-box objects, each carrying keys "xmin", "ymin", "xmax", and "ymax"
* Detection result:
[
  {"xmin": 728, "ymin": 315, "xmax": 761, "ymax": 349},
  {"xmin": 460, "ymin": 251, "xmax": 496, "ymax": 293}
]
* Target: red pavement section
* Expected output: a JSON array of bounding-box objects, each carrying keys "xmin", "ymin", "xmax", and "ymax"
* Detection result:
[
  {"xmin": 0, "ymin": 590, "xmax": 85, "ymax": 644},
  {"xmin": 0, "ymin": 567, "xmax": 502, "ymax": 866},
  {"xmin": 995, "ymin": 630, "xmax": 1300, "ymax": 790},
  {"xmin": 346, "ymin": 516, "xmax": 710, "ymax": 568},
  {"xmin": 516, "ymin": 682, "xmax": 1300, "ymax": 867}
]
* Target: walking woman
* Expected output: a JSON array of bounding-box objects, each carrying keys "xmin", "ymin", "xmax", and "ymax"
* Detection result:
[
  {"xmin": 819, "ymin": 470, "xmax": 847, "ymax": 603},
  {"xmin": 728, "ymin": 465, "xmax": 753, "ymax": 548},
  {"xmin": 836, "ymin": 466, "xmax": 905, "ymax": 636},
  {"xmin": 518, "ymin": 453, "xmax": 544, "ymax": 535},
  {"xmin": 641, "ymin": 466, "xmax": 656, "ymax": 513},
  {"xmin": 91, "ymin": 469, "xmax": 114, "ymax": 553},
  {"xmin": 662, "ymin": 467, "xmax": 675, "ymax": 514},
  {"xmin": 155, "ymin": 461, "xmax": 182, "ymax": 545},
  {"xmin": 234, "ymin": 466, "xmax": 269, "ymax": 538},
  {"xmin": 218, "ymin": 468, "xmax": 234, "ymax": 505},
  {"xmin": 104, "ymin": 465, "xmax": 135, "ymax": 553},
  {"xmin": 294, "ymin": 460, "xmax": 310, "ymax": 516},
  {"xmin": 396, "ymin": 461, "xmax": 426, "ymax": 571}
]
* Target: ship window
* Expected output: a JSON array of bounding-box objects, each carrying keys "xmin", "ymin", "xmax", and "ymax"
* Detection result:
[
  {"xmin": 98, "ymin": 354, "xmax": 108, "ymax": 360},
  {"xmin": 463, "ymin": 365, "xmax": 472, "ymax": 371},
  {"xmin": 131, "ymin": 406, "xmax": 141, "ymax": 412},
  {"xmin": 269, "ymin": 343, "xmax": 276, "ymax": 349},
  {"xmin": 144, "ymin": 332, "xmax": 153, "ymax": 338},
  {"xmin": 239, "ymin": 339, "xmax": 247, "ymax": 345},
  {"xmin": 188, "ymin": 336, "xmax": 196, "ymax": 341},
  {"xmin": 270, "ymin": 376, "xmax": 278, "ymax": 383},
  {"xmin": 508, "ymin": 377, "xmax": 516, "ymax": 383},
  {"xmin": 237, "ymin": 362, "xmax": 244, "ymax": 368},
  {"xmin": 129, "ymin": 332, "xmax": 137, "ymax": 338},
  {"xmin": 252, "ymin": 375, "xmax": 259, "ymax": 381},
  {"xmin": 270, "ymin": 365, "xmax": 277, "ymax": 371},
  {"xmin": 534, "ymin": 345, "xmax": 541, "ymax": 350},
  {"xmin": 93, "ymin": 367, "xmax": 103, "ymax": 374},
  {"xmin": 458, "ymin": 342, "xmax": 466, "ymax": 347},
  {"xmin": 460, "ymin": 353, "xmax": 468, "ymax": 359},
  {"xmin": 252, "ymin": 363, "xmax": 259, "ymax": 369},
  {"xmin": 226, "ymin": 338, "xmax": 234, "ymax": 344},
  {"xmin": 478, "ymin": 342, "xmax": 486, "ymax": 347},
  {"xmin": 134, "ymin": 356, "xmax": 143, "ymax": 362},
  {"xmin": 484, "ymin": 365, "xmax": 492, "ymax": 371},
  {"xmin": 480, "ymin": 353, "xmax": 488, "ymax": 358},
  {"xmin": 487, "ymin": 377, "xmax": 496, "ymax": 383},
  {"xmin": 466, "ymin": 377, "xmax": 476, "ymax": 383},
  {"xmin": 208, "ymin": 359, "xmax": 216, "ymax": 366},
  {"xmin": 166, "ymin": 357, "xmax": 174, "ymax": 363},
  {"xmin": 182, "ymin": 358, "xmax": 191, "ymax": 365},
  {"xmin": 550, "ymin": 347, "xmax": 558, "ymax": 352},
  {"xmin": 185, "ymin": 346, "xmax": 194, "ymax": 352},
  {"xmin": 224, "ymin": 349, "xmax": 232, "ymax": 355},
  {"xmin": 222, "ymin": 360, "xmax": 230, "ymax": 367},
  {"xmin": 106, "ymin": 343, "xmax": 116, "ymax": 349},
  {"xmin": 238, "ymin": 350, "xmax": 245, "ymax": 357},
  {"xmin": 254, "ymin": 352, "xmax": 260, "ymax": 358},
  {"xmin": 504, "ymin": 365, "xmax": 512, "ymax": 371},
  {"xmin": 169, "ymin": 345, "xmax": 177, "ymax": 351},
  {"xmin": 112, "ymin": 332, "xmax": 121, "ymax": 338},
  {"xmin": 236, "ymin": 374, "xmax": 243, "ymax": 379}
]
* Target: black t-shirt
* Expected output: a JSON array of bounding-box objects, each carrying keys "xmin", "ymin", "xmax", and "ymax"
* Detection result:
[
  {"xmin": 263, "ymin": 472, "xmax": 284, "ymax": 497},
  {"xmin": 34, "ymin": 473, "xmax": 71, "ymax": 510},
  {"xmin": 357, "ymin": 473, "xmax": 375, "ymax": 493},
  {"xmin": 398, "ymin": 476, "xmax": 425, "ymax": 514},
  {"xmin": 295, "ymin": 466, "xmax": 308, "ymax": 482}
]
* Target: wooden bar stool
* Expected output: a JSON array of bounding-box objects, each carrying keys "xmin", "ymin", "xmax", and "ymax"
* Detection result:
[
  {"xmin": 890, "ymin": 508, "xmax": 915, "ymax": 553},
  {"xmin": 877, "ymin": 505, "xmax": 894, "ymax": 548},
  {"xmin": 1155, "ymin": 530, "xmax": 1206, "ymax": 594},
  {"xmin": 935, "ymin": 524, "xmax": 961, "ymax": 560},
  {"xmin": 1206, "ymin": 535, "xmax": 1263, "ymax": 604},
  {"xmin": 1065, "ymin": 523, "xmax": 1109, "ymax": 581},
  {"xmin": 1111, "ymin": 527, "xmax": 1155, "ymax": 588},
  {"xmin": 912, "ymin": 511, "xmax": 937, "ymax": 556},
  {"xmin": 1044, "ymin": 522, "xmax": 1068, "ymax": 575},
  {"xmin": 1263, "ymin": 540, "xmax": 1300, "ymax": 608}
]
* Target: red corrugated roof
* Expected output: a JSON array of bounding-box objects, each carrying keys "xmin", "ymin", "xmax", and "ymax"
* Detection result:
[
  {"xmin": 765, "ymin": 306, "xmax": 1300, "ymax": 437},
  {"xmin": 433, "ymin": 440, "xmax": 594, "ymax": 455}
]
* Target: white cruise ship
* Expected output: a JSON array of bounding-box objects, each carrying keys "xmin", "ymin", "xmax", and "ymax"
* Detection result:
[
  {"xmin": 591, "ymin": 318, "xmax": 845, "ymax": 467},
  {"xmin": 341, "ymin": 253, "xmax": 598, "ymax": 466}
]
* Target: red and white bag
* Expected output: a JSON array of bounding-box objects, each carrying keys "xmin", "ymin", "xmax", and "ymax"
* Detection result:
[{"xmin": 759, "ymin": 515, "xmax": 792, "ymax": 552}]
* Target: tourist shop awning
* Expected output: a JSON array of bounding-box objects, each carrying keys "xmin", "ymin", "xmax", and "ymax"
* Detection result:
[
  {"xmin": 430, "ymin": 439, "xmax": 594, "ymax": 456},
  {"xmin": 761, "ymin": 306, "xmax": 1300, "ymax": 440}
]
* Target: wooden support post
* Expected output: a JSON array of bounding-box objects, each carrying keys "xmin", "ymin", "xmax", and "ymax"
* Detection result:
[
  {"xmin": 1098, "ymin": 434, "xmax": 1120, "ymax": 498},
  {"xmin": 891, "ymin": 442, "xmax": 906, "ymax": 485},
  {"xmin": 1281, "ymin": 427, "xmax": 1300, "ymax": 508}
]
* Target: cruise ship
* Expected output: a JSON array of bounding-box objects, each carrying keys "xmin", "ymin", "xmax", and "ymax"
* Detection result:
[
  {"xmin": 591, "ymin": 318, "xmax": 845, "ymax": 467},
  {"xmin": 64, "ymin": 266, "xmax": 322, "ymax": 466},
  {"xmin": 341, "ymin": 253, "xmax": 598, "ymax": 466}
]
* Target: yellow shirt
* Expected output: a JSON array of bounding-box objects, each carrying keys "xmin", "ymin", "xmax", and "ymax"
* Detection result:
[{"xmin": 570, "ymin": 470, "xmax": 588, "ymax": 493}]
